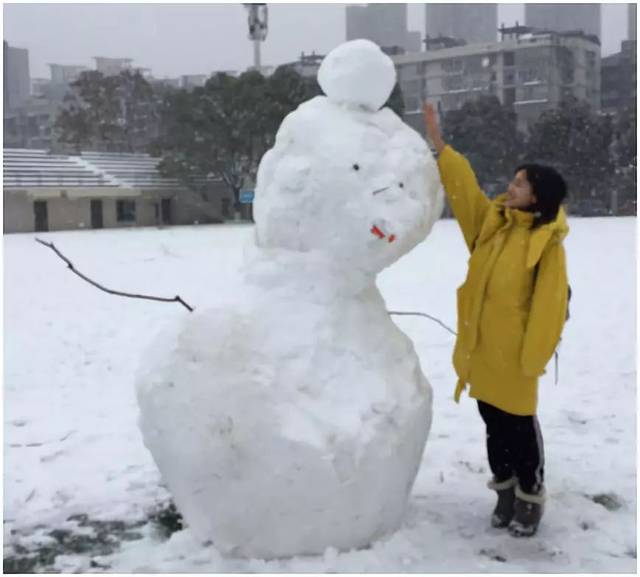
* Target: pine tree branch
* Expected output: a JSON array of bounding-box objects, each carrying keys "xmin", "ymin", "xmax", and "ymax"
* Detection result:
[{"xmin": 35, "ymin": 238, "xmax": 194, "ymax": 312}]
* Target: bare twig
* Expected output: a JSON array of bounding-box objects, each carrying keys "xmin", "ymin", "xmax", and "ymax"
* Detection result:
[
  {"xmin": 59, "ymin": 430, "xmax": 76, "ymax": 442},
  {"xmin": 389, "ymin": 310, "xmax": 456, "ymax": 336},
  {"xmin": 36, "ymin": 238, "xmax": 194, "ymax": 312},
  {"xmin": 9, "ymin": 430, "xmax": 77, "ymax": 449}
]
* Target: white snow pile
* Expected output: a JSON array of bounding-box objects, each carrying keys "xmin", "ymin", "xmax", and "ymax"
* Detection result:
[{"xmin": 135, "ymin": 39, "xmax": 444, "ymax": 559}]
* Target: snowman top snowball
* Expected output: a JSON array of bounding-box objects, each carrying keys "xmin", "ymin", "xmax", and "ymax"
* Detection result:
[{"xmin": 317, "ymin": 39, "xmax": 396, "ymax": 111}]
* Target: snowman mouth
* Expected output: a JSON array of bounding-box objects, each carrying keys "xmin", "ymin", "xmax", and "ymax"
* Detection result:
[{"xmin": 370, "ymin": 224, "xmax": 396, "ymax": 243}]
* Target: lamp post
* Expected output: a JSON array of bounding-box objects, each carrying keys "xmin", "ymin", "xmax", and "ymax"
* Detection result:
[{"xmin": 244, "ymin": 3, "xmax": 268, "ymax": 70}]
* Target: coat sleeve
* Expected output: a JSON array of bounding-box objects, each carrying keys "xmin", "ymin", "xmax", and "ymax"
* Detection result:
[
  {"xmin": 521, "ymin": 239, "xmax": 569, "ymax": 377},
  {"xmin": 437, "ymin": 145, "xmax": 491, "ymax": 252}
]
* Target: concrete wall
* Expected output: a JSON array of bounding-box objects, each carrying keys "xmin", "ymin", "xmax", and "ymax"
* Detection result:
[
  {"xmin": 4, "ymin": 188, "xmax": 167, "ymax": 233},
  {"xmin": 4, "ymin": 182, "xmax": 237, "ymax": 233},
  {"xmin": 3, "ymin": 190, "xmax": 34, "ymax": 233}
]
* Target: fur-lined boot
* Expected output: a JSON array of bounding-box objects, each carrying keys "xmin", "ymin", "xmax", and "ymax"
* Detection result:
[
  {"xmin": 508, "ymin": 485, "xmax": 546, "ymax": 537},
  {"xmin": 487, "ymin": 476, "xmax": 517, "ymax": 528}
]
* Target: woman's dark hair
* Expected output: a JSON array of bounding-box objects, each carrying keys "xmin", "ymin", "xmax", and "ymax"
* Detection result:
[{"xmin": 515, "ymin": 163, "xmax": 568, "ymax": 228}]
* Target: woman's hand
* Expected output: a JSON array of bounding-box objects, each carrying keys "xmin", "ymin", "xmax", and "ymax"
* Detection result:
[{"xmin": 423, "ymin": 101, "xmax": 445, "ymax": 154}]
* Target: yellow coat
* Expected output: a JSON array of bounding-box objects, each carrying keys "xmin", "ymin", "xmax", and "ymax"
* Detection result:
[{"xmin": 437, "ymin": 145, "xmax": 569, "ymax": 416}]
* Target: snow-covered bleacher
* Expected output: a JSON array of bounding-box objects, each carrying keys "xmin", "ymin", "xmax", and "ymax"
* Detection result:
[
  {"xmin": 79, "ymin": 151, "xmax": 182, "ymax": 189},
  {"xmin": 3, "ymin": 149, "xmax": 195, "ymax": 190},
  {"xmin": 3, "ymin": 149, "xmax": 111, "ymax": 188}
]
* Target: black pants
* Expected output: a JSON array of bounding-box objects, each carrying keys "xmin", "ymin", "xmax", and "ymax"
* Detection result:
[{"xmin": 477, "ymin": 401, "xmax": 545, "ymax": 495}]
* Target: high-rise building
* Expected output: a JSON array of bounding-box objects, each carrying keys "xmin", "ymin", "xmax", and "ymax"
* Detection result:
[
  {"xmin": 181, "ymin": 75, "xmax": 208, "ymax": 89},
  {"xmin": 41, "ymin": 64, "xmax": 89, "ymax": 103},
  {"xmin": 94, "ymin": 57, "xmax": 133, "ymax": 76},
  {"xmin": 31, "ymin": 78, "xmax": 51, "ymax": 99},
  {"xmin": 4, "ymin": 41, "xmax": 31, "ymax": 112},
  {"xmin": 393, "ymin": 27, "xmax": 600, "ymax": 133},
  {"xmin": 280, "ymin": 52, "xmax": 325, "ymax": 78},
  {"xmin": 426, "ymin": 4, "xmax": 498, "ymax": 44},
  {"xmin": 346, "ymin": 4, "xmax": 419, "ymax": 53},
  {"xmin": 3, "ymin": 42, "xmax": 7, "ymax": 113},
  {"xmin": 49, "ymin": 64, "xmax": 88, "ymax": 86},
  {"xmin": 629, "ymin": 3, "xmax": 637, "ymax": 41},
  {"xmin": 601, "ymin": 40, "xmax": 636, "ymax": 114},
  {"xmin": 525, "ymin": 4, "xmax": 600, "ymax": 39},
  {"xmin": 406, "ymin": 31, "xmax": 422, "ymax": 53}
]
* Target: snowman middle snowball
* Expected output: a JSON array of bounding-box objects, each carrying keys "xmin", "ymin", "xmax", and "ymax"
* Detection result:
[{"xmin": 136, "ymin": 39, "xmax": 444, "ymax": 559}]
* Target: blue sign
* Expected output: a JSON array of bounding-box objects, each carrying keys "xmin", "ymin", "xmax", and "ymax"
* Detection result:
[{"xmin": 239, "ymin": 190, "xmax": 254, "ymax": 204}]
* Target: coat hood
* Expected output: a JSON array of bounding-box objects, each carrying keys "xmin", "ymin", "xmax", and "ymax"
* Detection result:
[{"xmin": 491, "ymin": 193, "xmax": 569, "ymax": 269}]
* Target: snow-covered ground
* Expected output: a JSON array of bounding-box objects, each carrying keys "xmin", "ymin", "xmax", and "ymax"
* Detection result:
[{"xmin": 4, "ymin": 217, "xmax": 636, "ymax": 572}]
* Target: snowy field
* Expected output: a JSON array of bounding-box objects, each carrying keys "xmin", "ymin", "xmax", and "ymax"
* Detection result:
[{"xmin": 4, "ymin": 217, "xmax": 636, "ymax": 572}]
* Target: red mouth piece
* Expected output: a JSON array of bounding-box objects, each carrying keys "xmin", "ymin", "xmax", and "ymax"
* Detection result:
[{"xmin": 371, "ymin": 225, "xmax": 396, "ymax": 243}]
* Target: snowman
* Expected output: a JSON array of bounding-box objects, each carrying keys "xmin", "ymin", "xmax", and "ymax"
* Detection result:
[{"xmin": 136, "ymin": 39, "xmax": 444, "ymax": 559}]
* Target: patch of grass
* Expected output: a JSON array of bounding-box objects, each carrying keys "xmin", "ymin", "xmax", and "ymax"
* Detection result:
[
  {"xmin": 4, "ymin": 513, "xmax": 148, "ymax": 572},
  {"xmin": 148, "ymin": 501, "xmax": 184, "ymax": 538},
  {"xmin": 4, "ymin": 503, "xmax": 184, "ymax": 572}
]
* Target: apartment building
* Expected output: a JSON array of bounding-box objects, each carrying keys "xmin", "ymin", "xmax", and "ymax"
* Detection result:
[{"xmin": 393, "ymin": 26, "xmax": 601, "ymax": 133}]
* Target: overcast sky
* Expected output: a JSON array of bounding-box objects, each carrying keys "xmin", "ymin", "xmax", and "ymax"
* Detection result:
[{"xmin": 4, "ymin": 2, "xmax": 631, "ymax": 80}]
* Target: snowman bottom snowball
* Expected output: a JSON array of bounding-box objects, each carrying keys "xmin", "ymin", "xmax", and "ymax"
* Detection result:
[{"xmin": 137, "ymin": 332, "xmax": 432, "ymax": 559}]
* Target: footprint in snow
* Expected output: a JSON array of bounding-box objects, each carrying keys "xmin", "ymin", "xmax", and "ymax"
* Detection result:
[
  {"xmin": 587, "ymin": 492, "xmax": 623, "ymax": 511},
  {"xmin": 479, "ymin": 548, "xmax": 507, "ymax": 563}
]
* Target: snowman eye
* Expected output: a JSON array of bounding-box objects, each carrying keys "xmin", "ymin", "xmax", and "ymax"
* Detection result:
[
  {"xmin": 399, "ymin": 182, "xmax": 404, "ymax": 188},
  {"xmin": 352, "ymin": 163, "xmax": 360, "ymax": 171}
]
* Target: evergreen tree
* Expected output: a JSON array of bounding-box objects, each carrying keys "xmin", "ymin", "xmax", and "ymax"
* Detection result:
[
  {"xmin": 153, "ymin": 68, "xmax": 321, "ymax": 213},
  {"xmin": 55, "ymin": 70, "xmax": 158, "ymax": 153},
  {"xmin": 442, "ymin": 95, "xmax": 524, "ymax": 194},
  {"xmin": 525, "ymin": 97, "xmax": 614, "ymax": 211}
]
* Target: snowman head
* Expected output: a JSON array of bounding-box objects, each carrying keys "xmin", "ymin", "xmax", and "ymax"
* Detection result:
[{"xmin": 254, "ymin": 39, "xmax": 443, "ymax": 275}]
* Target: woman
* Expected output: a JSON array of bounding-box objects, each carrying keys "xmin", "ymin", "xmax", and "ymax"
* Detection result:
[{"xmin": 423, "ymin": 102, "xmax": 569, "ymax": 537}]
